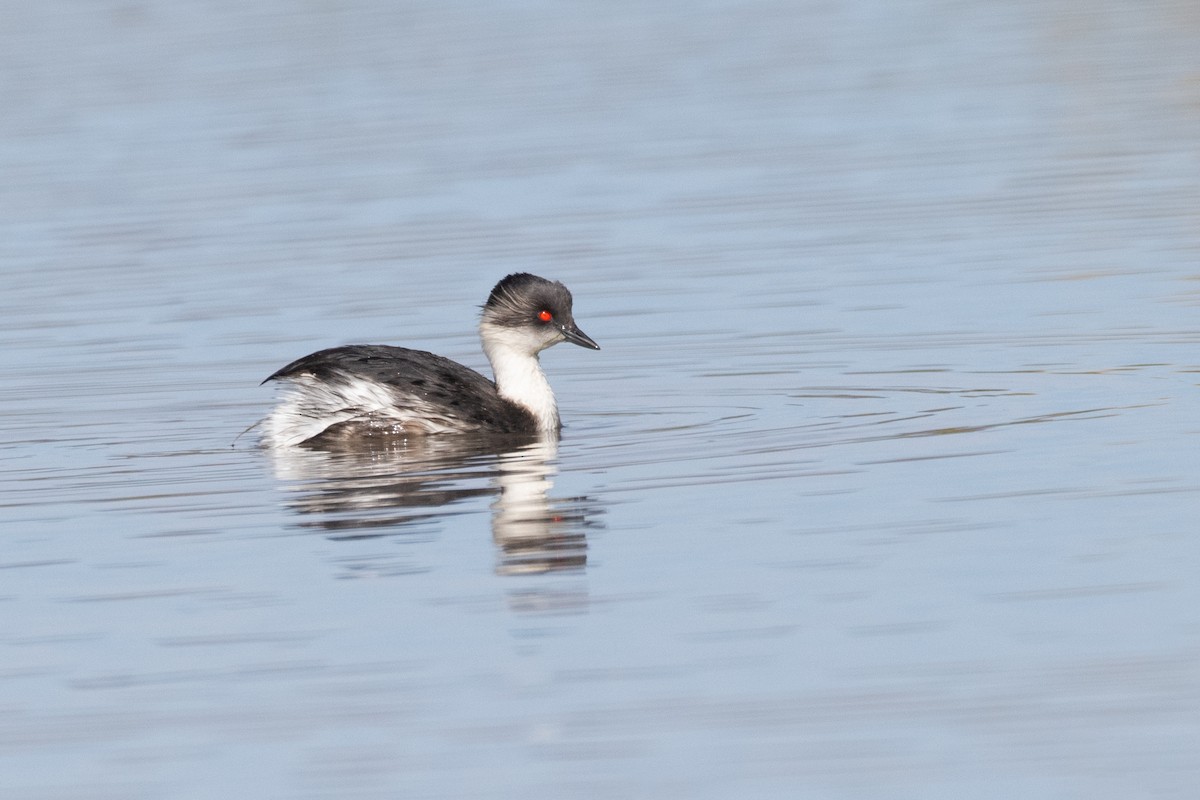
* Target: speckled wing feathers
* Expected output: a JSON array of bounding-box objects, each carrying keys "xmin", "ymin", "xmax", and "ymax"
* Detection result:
[{"xmin": 262, "ymin": 345, "xmax": 538, "ymax": 445}]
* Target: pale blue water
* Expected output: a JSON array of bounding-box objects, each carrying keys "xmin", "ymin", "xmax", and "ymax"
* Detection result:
[{"xmin": 2, "ymin": 1, "xmax": 1199, "ymax": 798}]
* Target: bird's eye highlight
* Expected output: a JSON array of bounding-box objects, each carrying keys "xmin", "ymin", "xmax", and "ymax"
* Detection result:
[{"xmin": 537, "ymin": 310, "xmax": 553, "ymax": 322}]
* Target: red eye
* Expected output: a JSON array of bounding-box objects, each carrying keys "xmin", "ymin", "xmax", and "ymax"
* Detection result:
[{"xmin": 537, "ymin": 310, "xmax": 553, "ymax": 322}]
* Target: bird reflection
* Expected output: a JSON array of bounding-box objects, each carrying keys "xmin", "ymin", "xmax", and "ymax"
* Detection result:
[
  {"xmin": 266, "ymin": 434, "xmax": 599, "ymax": 575},
  {"xmin": 490, "ymin": 440, "xmax": 588, "ymax": 575}
]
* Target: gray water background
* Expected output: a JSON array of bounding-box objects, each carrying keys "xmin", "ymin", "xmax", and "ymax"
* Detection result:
[{"xmin": 2, "ymin": 1, "xmax": 1199, "ymax": 798}]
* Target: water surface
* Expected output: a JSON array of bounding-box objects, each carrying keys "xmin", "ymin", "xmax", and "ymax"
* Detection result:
[{"xmin": 2, "ymin": 1, "xmax": 1199, "ymax": 798}]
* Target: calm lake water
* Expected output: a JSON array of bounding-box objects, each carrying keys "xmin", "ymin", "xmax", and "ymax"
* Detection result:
[{"xmin": 3, "ymin": 1, "xmax": 1199, "ymax": 798}]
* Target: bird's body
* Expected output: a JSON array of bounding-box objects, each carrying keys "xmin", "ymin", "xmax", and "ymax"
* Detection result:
[{"xmin": 260, "ymin": 274, "xmax": 598, "ymax": 447}]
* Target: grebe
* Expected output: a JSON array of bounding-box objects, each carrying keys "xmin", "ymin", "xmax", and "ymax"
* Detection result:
[{"xmin": 260, "ymin": 273, "xmax": 599, "ymax": 447}]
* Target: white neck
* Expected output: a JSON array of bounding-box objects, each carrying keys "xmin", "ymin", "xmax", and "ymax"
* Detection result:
[{"xmin": 481, "ymin": 325, "xmax": 560, "ymax": 432}]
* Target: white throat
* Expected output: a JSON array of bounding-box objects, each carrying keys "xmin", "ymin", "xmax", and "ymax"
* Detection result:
[{"xmin": 481, "ymin": 324, "xmax": 560, "ymax": 432}]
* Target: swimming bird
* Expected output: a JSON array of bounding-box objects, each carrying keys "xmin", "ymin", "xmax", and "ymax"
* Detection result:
[{"xmin": 260, "ymin": 273, "xmax": 599, "ymax": 446}]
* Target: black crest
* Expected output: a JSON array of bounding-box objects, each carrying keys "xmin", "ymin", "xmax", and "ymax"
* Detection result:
[{"xmin": 483, "ymin": 273, "xmax": 574, "ymax": 328}]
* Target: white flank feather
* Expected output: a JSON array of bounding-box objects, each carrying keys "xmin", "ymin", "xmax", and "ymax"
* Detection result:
[{"xmin": 261, "ymin": 373, "xmax": 467, "ymax": 447}]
